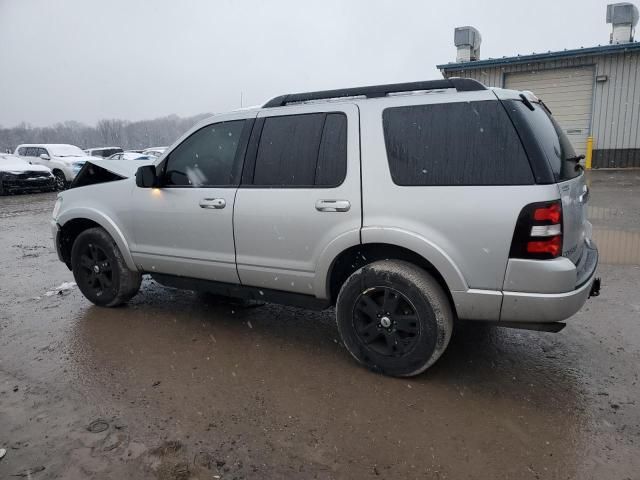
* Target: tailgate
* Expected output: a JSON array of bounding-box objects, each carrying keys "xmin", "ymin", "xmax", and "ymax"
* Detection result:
[{"xmin": 558, "ymin": 173, "xmax": 589, "ymax": 265}]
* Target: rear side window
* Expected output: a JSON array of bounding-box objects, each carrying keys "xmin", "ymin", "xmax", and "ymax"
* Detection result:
[
  {"xmin": 17, "ymin": 147, "xmax": 26, "ymax": 156},
  {"xmin": 509, "ymin": 101, "xmax": 581, "ymax": 181},
  {"xmin": 383, "ymin": 101, "xmax": 534, "ymax": 186},
  {"xmin": 26, "ymin": 147, "xmax": 39, "ymax": 157},
  {"xmin": 252, "ymin": 112, "xmax": 347, "ymax": 187}
]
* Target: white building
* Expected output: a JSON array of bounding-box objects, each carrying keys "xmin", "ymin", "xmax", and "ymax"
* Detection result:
[{"xmin": 438, "ymin": 3, "xmax": 640, "ymax": 168}]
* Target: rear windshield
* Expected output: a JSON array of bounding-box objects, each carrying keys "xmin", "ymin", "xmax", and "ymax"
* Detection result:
[
  {"xmin": 509, "ymin": 101, "xmax": 581, "ymax": 181},
  {"xmin": 382, "ymin": 100, "xmax": 534, "ymax": 186}
]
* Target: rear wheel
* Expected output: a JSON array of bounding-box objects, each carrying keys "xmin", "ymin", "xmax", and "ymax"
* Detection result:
[
  {"xmin": 53, "ymin": 170, "xmax": 66, "ymax": 190},
  {"xmin": 71, "ymin": 227, "xmax": 141, "ymax": 307},
  {"xmin": 336, "ymin": 260, "xmax": 454, "ymax": 377}
]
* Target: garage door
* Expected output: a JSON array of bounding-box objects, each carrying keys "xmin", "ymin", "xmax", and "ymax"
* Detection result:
[{"xmin": 505, "ymin": 66, "xmax": 595, "ymax": 156}]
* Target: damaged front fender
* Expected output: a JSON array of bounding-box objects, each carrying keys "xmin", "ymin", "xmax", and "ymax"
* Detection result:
[{"xmin": 70, "ymin": 159, "xmax": 153, "ymax": 189}]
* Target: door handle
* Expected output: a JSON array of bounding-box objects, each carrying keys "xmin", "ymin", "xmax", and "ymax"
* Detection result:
[
  {"xmin": 315, "ymin": 199, "xmax": 351, "ymax": 212},
  {"xmin": 199, "ymin": 198, "xmax": 226, "ymax": 209}
]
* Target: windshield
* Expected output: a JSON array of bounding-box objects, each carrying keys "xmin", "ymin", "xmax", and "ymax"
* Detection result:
[{"xmin": 49, "ymin": 145, "xmax": 86, "ymax": 157}]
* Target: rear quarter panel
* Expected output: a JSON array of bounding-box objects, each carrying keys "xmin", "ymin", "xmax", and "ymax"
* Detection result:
[{"xmin": 358, "ymin": 91, "xmax": 561, "ymax": 293}]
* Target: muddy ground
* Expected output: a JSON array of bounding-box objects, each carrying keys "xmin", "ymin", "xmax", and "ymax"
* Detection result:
[{"xmin": 1, "ymin": 170, "xmax": 639, "ymax": 479}]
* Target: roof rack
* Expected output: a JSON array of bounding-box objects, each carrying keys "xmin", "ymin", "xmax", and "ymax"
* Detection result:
[{"xmin": 262, "ymin": 78, "xmax": 486, "ymax": 108}]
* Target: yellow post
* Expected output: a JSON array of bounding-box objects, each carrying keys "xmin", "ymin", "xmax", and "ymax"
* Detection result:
[{"xmin": 585, "ymin": 136, "xmax": 593, "ymax": 169}]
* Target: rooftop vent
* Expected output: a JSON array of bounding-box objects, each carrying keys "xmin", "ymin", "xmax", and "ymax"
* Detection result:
[
  {"xmin": 607, "ymin": 2, "xmax": 639, "ymax": 44},
  {"xmin": 454, "ymin": 26, "xmax": 481, "ymax": 62}
]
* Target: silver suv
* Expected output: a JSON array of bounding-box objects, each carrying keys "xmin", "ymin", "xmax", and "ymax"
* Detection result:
[{"xmin": 51, "ymin": 78, "xmax": 600, "ymax": 377}]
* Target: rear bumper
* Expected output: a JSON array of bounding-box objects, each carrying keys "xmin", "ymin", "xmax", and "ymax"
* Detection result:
[{"xmin": 500, "ymin": 245, "xmax": 599, "ymax": 323}]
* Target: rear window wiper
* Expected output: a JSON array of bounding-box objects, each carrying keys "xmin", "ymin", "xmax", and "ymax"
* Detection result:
[{"xmin": 519, "ymin": 93, "xmax": 535, "ymax": 111}]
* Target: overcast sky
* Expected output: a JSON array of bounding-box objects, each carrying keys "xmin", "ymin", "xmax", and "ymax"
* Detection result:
[{"xmin": 0, "ymin": 0, "xmax": 619, "ymax": 127}]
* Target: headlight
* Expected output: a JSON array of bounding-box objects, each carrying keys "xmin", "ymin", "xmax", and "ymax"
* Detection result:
[
  {"xmin": 52, "ymin": 197, "xmax": 62, "ymax": 219},
  {"xmin": 72, "ymin": 162, "xmax": 84, "ymax": 174}
]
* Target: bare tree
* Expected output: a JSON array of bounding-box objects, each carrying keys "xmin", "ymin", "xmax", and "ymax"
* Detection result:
[{"xmin": 0, "ymin": 113, "xmax": 210, "ymax": 153}]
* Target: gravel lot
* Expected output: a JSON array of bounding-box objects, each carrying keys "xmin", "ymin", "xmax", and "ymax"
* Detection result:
[{"xmin": 1, "ymin": 170, "xmax": 638, "ymax": 479}]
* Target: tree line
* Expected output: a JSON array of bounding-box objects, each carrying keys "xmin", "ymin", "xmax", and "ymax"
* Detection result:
[{"xmin": 0, "ymin": 113, "xmax": 211, "ymax": 153}]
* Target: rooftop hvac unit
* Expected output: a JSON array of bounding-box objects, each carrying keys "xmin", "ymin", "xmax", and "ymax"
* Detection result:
[
  {"xmin": 606, "ymin": 2, "xmax": 639, "ymax": 43},
  {"xmin": 454, "ymin": 26, "xmax": 481, "ymax": 62}
]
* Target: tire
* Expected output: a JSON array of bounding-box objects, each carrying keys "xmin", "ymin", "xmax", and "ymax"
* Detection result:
[
  {"xmin": 336, "ymin": 260, "xmax": 454, "ymax": 377},
  {"xmin": 71, "ymin": 227, "xmax": 141, "ymax": 307},
  {"xmin": 53, "ymin": 170, "xmax": 67, "ymax": 190}
]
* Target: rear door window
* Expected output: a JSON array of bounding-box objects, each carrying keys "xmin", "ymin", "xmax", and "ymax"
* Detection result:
[
  {"xmin": 251, "ymin": 112, "xmax": 348, "ymax": 187},
  {"xmin": 382, "ymin": 101, "xmax": 534, "ymax": 186},
  {"xmin": 316, "ymin": 113, "xmax": 348, "ymax": 186}
]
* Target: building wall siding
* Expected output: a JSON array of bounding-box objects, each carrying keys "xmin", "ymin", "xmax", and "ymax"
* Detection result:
[{"xmin": 441, "ymin": 51, "xmax": 640, "ymax": 168}]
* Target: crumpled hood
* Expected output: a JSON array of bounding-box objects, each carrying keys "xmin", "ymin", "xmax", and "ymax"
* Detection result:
[
  {"xmin": 0, "ymin": 158, "xmax": 52, "ymax": 174},
  {"xmin": 56, "ymin": 155, "xmax": 97, "ymax": 165},
  {"xmin": 86, "ymin": 158, "xmax": 154, "ymax": 178}
]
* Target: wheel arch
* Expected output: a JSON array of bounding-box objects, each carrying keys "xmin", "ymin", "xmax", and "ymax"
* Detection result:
[
  {"xmin": 327, "ymin": 242, "xmax": 463, "ymax": 315},
  {"xmin": 57, "ymin": 208, "xmax": 137, "ymax": 271}
]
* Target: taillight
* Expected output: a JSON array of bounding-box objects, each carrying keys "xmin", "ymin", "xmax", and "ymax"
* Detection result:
[
  {"xmin": 510, "ymin": 200, "xmax": 563, "ymax": 260},
  {"xmin": 533, "ymin": 203, "xmax": 561, "ymax": 223}
]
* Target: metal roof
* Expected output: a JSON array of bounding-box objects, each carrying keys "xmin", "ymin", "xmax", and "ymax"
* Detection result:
[{"xmin": 437, "ymin": 42, "xmax": 640, "ymax": 71}]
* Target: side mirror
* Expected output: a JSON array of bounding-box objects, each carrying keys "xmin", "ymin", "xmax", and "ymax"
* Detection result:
[
  {"xmin": 40, "ymin": 153, "xmax": 50, "ymax": 160},
  {"xmin": 135, "ymin": 165, "xmax": 159, "ymax": 188}
]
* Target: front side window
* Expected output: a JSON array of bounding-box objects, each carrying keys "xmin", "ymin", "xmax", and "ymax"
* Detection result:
[
  {"xmin": 163, "ymin": 120, "xmax": 245, "ymax": 187},
  {"xmin": 252, "ymin": 112, "xmax": 348, "ymax": 187},
  {"xmin": 383, "ymin": 101, "xmax": 534, "ymax": 186}
]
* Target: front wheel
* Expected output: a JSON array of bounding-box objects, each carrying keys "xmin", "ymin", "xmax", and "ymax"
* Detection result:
[
  {"xmin": 71, "ymin": 227, "xmax": 141, "ymax": 307},
  {"xmin": 53, "ymin": 170, "xmax": 67, "ymax": 190},
  {"xmin": 336, "ymin": 260, "xmax": 454, "ymax": 377}
]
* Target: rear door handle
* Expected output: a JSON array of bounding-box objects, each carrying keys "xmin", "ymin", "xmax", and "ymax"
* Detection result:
[
  {"xmin": 315, "ymin": 199, "xmax": 351, "ymax": 212},
  {"xmin": 199, "ymin": 198, "xmax": 226, "ymax": 209}
]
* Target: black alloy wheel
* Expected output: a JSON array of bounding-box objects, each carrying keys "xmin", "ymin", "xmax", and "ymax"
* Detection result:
[
  {"xmin": 353, "ymin": 286, "xmax": 420, "ymax": 357},
  {"xmin": 76, "ymin": 242, "xmax": 114, "ymax": 298},
  {"xmin": 71, "ymin": 227, "xmax": 141, "ymax": 307},
  {"xmin": 336, "ymin": 260, "xmax": 454, "ymax": 377}
]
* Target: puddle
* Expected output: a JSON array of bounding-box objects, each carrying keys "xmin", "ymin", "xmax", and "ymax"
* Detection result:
[
  {"xmin": 587, "ymin": 206, "xmax": 625, "ymax": 221},
  {"xmin": 592, "ymin": 228, "xmax": 640, "ymax": 265}
]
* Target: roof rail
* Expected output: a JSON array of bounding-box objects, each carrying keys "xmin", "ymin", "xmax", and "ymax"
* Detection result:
[{"xmin": 262, "ymin": 78, "xmax": 486, "ymax": 108}]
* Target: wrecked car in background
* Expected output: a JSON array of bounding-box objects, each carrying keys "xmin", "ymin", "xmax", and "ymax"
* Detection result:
[
  {"xmin": 15, "ymin": 144, "xmax": 95, "ymax": 190},
  {"xmin": 0, "ymin": 153, "xmax": 56, "ymax": 195}
]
